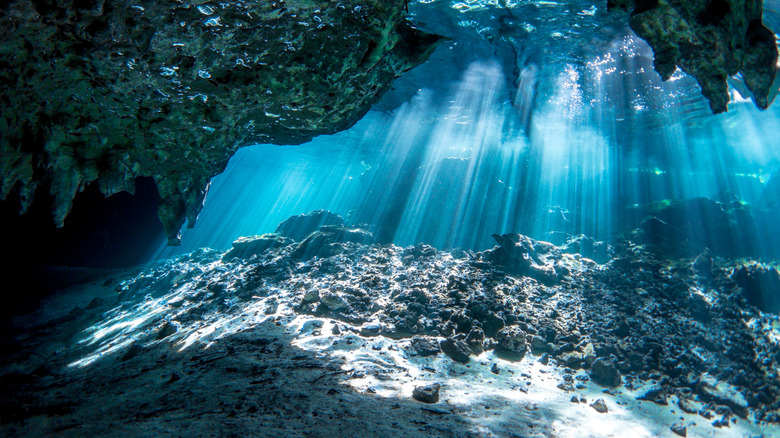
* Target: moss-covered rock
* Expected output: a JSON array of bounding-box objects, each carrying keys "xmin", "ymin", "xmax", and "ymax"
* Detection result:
[
  {"xmin": 608, "ymin": 0, "xmax": 778, "ymax": 113},
  {"xmin": 0, "ymin": 0, "xmax": 443, "ymax": 244}
]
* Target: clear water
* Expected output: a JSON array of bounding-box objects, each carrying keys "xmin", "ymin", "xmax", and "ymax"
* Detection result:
[{"xmin": 157, "ymin": 0, "xmax": 780, "ymax": 260}]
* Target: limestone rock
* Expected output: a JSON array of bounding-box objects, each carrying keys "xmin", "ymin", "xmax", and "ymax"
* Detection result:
[
  {"xmin": 440, "ymin": 337, "xmax": 471, "ymax": 364},
  {"xmin": 291, "ymin": 225, "xmax": 373, "ymax": 259},
  {"xmin": 695, "ymin": 373, "xmax": 749, "ymax": 417},
  {"xmin": 412, "ymin": 383, "xmax": 440, "ymax": 404},
  {"xmin": 0, "ymin": 0, "xmax": 444, "ymax": 244},
  {"xmin": 590, "ymin": 358, "xmax": 622, "ymax": 387},
  {"xmin": 670, "ymin": 423, "xmax": 687, "ymax": 437},
  {"xmin": 608, "ymin": 0, "xmax": 778, "ymax": 113},
  {"xmin": 494, "ymin": 325, "xmax": 527, "ymax": 360},
  {"xmin": 732, "ymin": 263, "xmax": 780, "ymax": 314},
  {"xmin": 411, "ymin": 336, "xmax": 441, "ymax": 357},
  {"xmin": 223, "ymin": 234, "xmax": 293, "ymax": 260},
  {"xmin": 275, "ymin": 210, "xmax": 345, "ymax": 242},
  {"xmin": 590, "ymin": 398, "xmax": 609, "ymax": 413},
  {"xmin": 488, "ymin": 234, "xmax": 564, "ymax": 283}
]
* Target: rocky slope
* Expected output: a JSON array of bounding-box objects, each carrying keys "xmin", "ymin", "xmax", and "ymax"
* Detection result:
[
  {"xmin": 609, "ymin": 0, "xmax": 778, "ymax": 113},
  {"xmin": 1, "ymin": 215, "xmax": 779, "ymax": 436},
  {"xmin": 0, "ymin": 0, "xmax": 443, "ymax": 244}
]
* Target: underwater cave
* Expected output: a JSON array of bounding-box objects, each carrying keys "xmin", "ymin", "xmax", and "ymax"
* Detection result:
[{"xmin": 2, "ymin": 0, "xmax": 780, "ymax": 436}]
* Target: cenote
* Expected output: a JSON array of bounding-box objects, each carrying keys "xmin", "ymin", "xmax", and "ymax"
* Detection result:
[{"xmin": 2, "ymin": 0, "xmax": 780, "ymax": 437}]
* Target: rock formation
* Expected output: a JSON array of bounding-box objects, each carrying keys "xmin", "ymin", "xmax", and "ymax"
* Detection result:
[
  {"xmin": 608, "ymin": 0, "xmax": 778, "ymax": 113},
  {"xmin": 0, "ymin": 0, "xmax": 443, "ymax": 244}
]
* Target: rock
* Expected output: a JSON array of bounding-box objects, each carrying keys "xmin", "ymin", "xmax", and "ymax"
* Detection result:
[
  {"xmin": 670, "ymin": 423, "xmax": 687, "ymax": 437},
  {"xmin": 637, "ymin": 386, "xmax": 668, "ymax": 405},
  {"xmin": 412, "ymin": 383, "xmax": 441, "ymax": 404},
  {"xmin": 440, "ymin": 337, "xmax": 471, "ymax": 364},
  {"xmin": 732, "ymin": 263, "xmax": 780, "ymax": 314},
  {"xmin": 609, "ymin": 0, "xmax": 778, "ymax": 113},
  {"xmin": 530, "ymin": 336, "xmax": 549, "ymax": 352},
  {"xmin": 411, "ymin": 336, "xmax": 441, "ymax": 357},
  {"xmin": 494, "ymin": 325, "xmax": 527, "ymax": 360},
  {"xmin": 678, "ymin": 398, "xmax": 698, "ymax": 414},
  {"xmin": 488, "ymin": 234, "xmax": 563, "ymax": 283},
  {"xmin": 695, "ymin": 374, "xmax": 749, "ymax": 418},
  {"xmin": 320, "ymin": 291, "xmax": 348, "ymax": 311},
  {"xmin": 539, "ymin": 353, "xmax": 550, "ymax": 365},
  {"xmin": 590, "ymin": 358, "xmax": 621, "ymax": 387},
  {"xmin": 559, "ymin": 352, "xmax": 583, "ymax": 369},
  {"xmin": 275, "ymin": 211, "xmax": 346, "ymax": 242},
  {"xmin": 590, "ymin": 398, "xmax": 608, "ymax": 413},
  {"xmin": 0, "ymin": 1, "xmax": 443, "ymax": 243},
  {"xmin": 223, "ymin": 234, "xmax": 293, "ymax": 260},
  {"xmin": 291, "ymin": 226, "xmax": 373, "ymax": 259},
  {"xmin": 560, "ymin": 234, "xmax": 614, "ymax": 264},
  {"xmin": 612, "ymin": 320, "xmax": 631, "ymax": 338},
  {"xmin": 491, "ymin": 363, "xmax": 500, "ymax": 375},
  {"xmin": 156, "ymin": 322, "xmax": 177, "ymax": 340},
  {"xmin": 302, "ymin": 289, "xmax": 320, "ymax": 304},
  {"xmin": 466, "ymin": 328, "xmax": 485, "ymax": 354},
  {"xmin": 571, "ymin": 396, "xmax": 580, "ymax": 403}
]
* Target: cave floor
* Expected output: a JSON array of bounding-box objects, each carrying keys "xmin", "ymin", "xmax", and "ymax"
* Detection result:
[{"xmin": 1, "ymin": 241, "xmax": 779, "ymax": 437}]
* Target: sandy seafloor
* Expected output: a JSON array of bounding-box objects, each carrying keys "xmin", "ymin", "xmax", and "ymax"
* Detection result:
[{"xmin": 1, "ymin": 238, "xmax": 779, "ymax": 438}]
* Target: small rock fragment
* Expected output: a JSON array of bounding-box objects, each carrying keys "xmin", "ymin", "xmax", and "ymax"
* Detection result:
[
  {"xmin": 412, "ymin": 383, "xmax": 441, "ymax": 404},
  {"xmin": 412, "ymin": 336, "xmax": 442, "ymax": 357},
  {"xmin": 491, "ymin": 363, "xmax": 500, "ymax": 375},
  {"xmin": 590, "ymin": 398, "xmax": 608, "ymax": 413},
  {"xmin": 440, "ymin": 337, "xmax": 471, "ymax": 364},
  {"xmin": 670, "ymin": 423, "xmax": 687, "ymax": 437}
]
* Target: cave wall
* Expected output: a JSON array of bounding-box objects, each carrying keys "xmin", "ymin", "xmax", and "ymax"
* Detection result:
[{"xmin": 0, "ymin": 0, "xmax": 443, "ymax": 244}]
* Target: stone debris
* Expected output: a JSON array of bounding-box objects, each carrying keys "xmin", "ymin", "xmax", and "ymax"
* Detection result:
[
  {"xmin": 670, "ymin": 422, "xmax": 687, "ymax": 437},
  {"xmin": 412, "ymin": 383, "xmax": 441, "ymax": 404},
  {"xmin": 590, "ymin": 398, "xmax": 609, "ymax": 414}
]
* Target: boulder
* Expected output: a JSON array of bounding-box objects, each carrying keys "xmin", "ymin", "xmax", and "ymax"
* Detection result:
[
  {"xmin": 412, "ymin": 383, "xmax": 440, "ymax": 404},
  {"xmin": 290, "ymin": 226, "xmax": 373, "ymax": 260},
  {"xmin": 590, "ymin": 358, "xmax": 621, "ymax": 387},
  {"xmin": 223, "ymin": 234, "xmax": 293, "ymax": 260},
  {"xmin": 275, "ymin": 211, "xmax": 346, "ymax": 242},
  {"xmin": 732, "ymin": 263, "xmax": 780, "ymax": 314},
  {"xmin": 493, "ymin": 325, "xmax": 527, "ymax": 360},
  {"xmin": 440, "ymin": 337, "xmax": 471, "ymax": 364},
  {"xmin": 488, "ymin": 234, "xmax": 564, "ymax": 283}
]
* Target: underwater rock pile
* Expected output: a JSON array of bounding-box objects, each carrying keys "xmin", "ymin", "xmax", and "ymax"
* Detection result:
[
  {"xmin": 608, "ymin": 0, "xmax": 778, "ymax": 113},
  {"xmin": 0, "ymin": 0, "xmax": 442, "ymax": 244},
  {"xmin": 2, "ymin": 212, "xmax": 780, "ymax": 435}
]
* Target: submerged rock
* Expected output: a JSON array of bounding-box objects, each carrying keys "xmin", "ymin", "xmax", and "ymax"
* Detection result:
[
  {"xmin": 488, "ymin": 234, "xmax": 564, "ymax": 283},
  {"xmin": 275, "ymin": 210, "xmax": 346, "ymax": 242},
  {"xmin": 590, "ymin": 398, "xmax": 609, "ymax": 413},
  {"xmin": 733, "ymin": 263, "xmax": 780, "ymax": 314},
  {"xmin": 609, "ymin": 0, "xmax": 778, "ymax": 113},
  {"xmin": 590, "ymin": 358, "xmax": 621, "ymax": 387},
  {"xmin": 440, "ymin": 337, "xmax": 471, "ymax": 364},
  {"xmin": 291, "ymin": 226, "xmax": 373, "ymax": 259},
  {"xmin": 223, "ymin": 234, "xmax": 293, "ymax": 260},
  {"xmin": 0, "ymin": 1, "xmax": 443, "ymax": 244},
  {"xmin": 696, "ymin": 373, "xmax": 749, "ymax": 417},
  {"xmin": 412, "ymin": 383, "xmax": 441, "ymax": 404}
]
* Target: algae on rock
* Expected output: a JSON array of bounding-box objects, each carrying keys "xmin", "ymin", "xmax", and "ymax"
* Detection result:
[{"xmin": 0, "ymin": 0, "xmax": 443, "ymax": 244}]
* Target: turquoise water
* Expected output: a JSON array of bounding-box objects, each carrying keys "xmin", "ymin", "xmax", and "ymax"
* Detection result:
[{"xmin": 157, "ymin": 0, "xmax": 780, "ymax": 260}]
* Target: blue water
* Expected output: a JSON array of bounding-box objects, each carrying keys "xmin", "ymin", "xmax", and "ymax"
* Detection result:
[{"xmin": 157, "ymin": 0, "xmax": 780, "ymax": 260}]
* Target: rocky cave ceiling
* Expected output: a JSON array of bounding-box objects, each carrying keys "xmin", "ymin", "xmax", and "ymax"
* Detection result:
[{"xmin": 0, "ymin": 0, "xmax": 777, "ymax": 244}]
